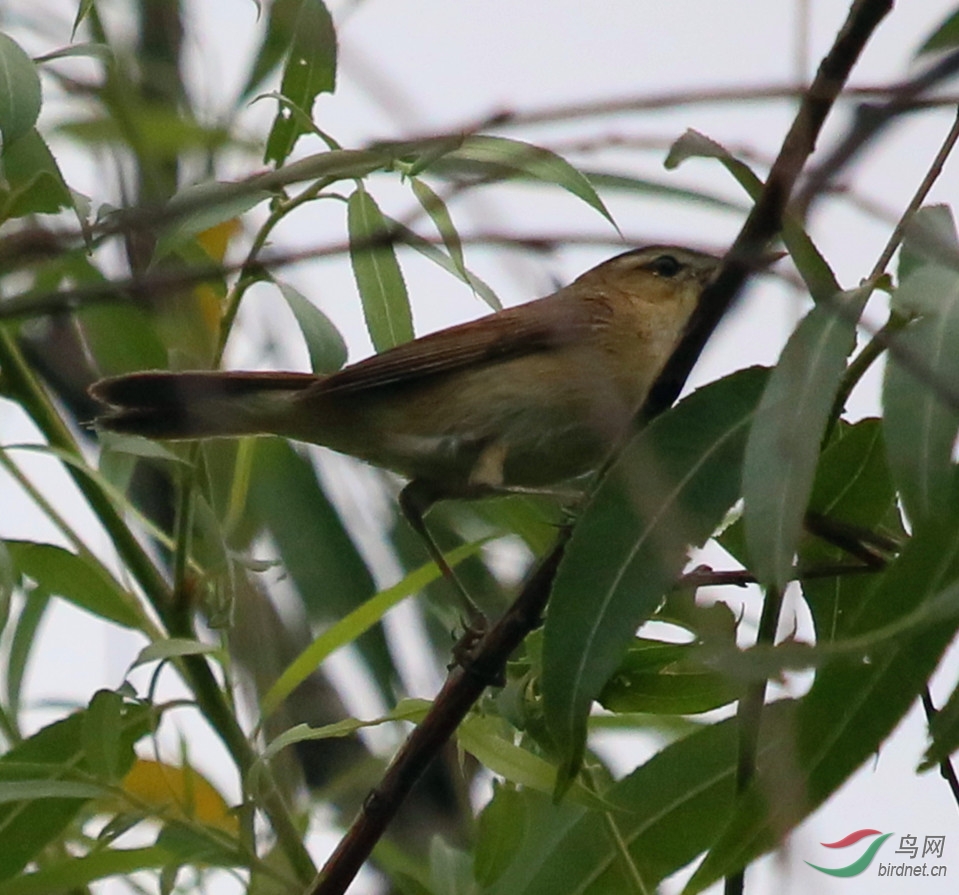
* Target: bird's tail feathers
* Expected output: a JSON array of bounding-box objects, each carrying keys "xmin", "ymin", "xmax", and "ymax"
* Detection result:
[{"xmin": 89, "ymin": 370, "xmax": 316, "ymax": 440}]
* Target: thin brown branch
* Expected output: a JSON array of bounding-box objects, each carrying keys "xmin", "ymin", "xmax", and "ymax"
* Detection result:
[
  {"xmin": 308, "ymin": 535, "xmax": 569, "ymax": 895},
  {"xmin": 8, "ymin": 78, "xmax": 952, "ymax": 279},
  {"xmin": 469, "ymin": 83, "xmax": 959, "ymax": 132},
  {"xmin": 0, "ymin": 230, "xmax": 723, "ymax": 324},
  {"xmin": 550, "ymin": 133, "xmax": 903, "ymax": 226}
]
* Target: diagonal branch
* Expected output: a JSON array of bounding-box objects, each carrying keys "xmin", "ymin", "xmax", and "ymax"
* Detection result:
[{"xmin": 308, "ymin": 539, "xmax": 568, "ymax": 895}]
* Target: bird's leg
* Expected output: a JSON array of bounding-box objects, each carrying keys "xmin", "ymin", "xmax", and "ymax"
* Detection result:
[{"xmin": 399, "ymin": 480, "xmax": 488, "ymax": 649}]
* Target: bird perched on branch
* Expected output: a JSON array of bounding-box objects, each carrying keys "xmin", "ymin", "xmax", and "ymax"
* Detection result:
[{"xmin": 91, "ymin": 245, "xmax": 722, "ymax": 625}]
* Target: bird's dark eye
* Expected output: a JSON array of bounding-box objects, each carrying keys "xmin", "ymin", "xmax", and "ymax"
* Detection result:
[{"xmin": 645, "ymin": 254, "xmax": 683, "ymax": 277}]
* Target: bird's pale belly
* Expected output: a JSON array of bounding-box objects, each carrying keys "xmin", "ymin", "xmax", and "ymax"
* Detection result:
[{"xmin": 303, "ymin": 352, "xmax": 641, "ymax": 493}]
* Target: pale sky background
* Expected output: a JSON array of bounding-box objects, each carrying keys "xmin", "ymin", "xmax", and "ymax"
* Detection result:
[{"xmin": 3, "ymin": 1, "xmax": 959, "ymax": 893}]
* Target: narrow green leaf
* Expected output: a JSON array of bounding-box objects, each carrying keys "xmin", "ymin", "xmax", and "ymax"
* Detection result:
[
  {"xmin": 97, "ymin": 432, "xmax": 186, "ymax": 464},
  {"xmin": 254, "ymin": 88, "xmax": 332, "ymax": 151},
  {"xmin": 458, "ymin": 716, "xmax": 560, "ymax": 794},
  {"xmin": 275, "ymin": 280, "xmax": 347, "ymax": 373},
  {"xmin": 82, "ymin": 690, "xmax": 125, "ymax": 783},
  {"xmin": 485, "ymin": 706, "xmax": 791, "ymax": 895},
  {"xmin": 408, "ymin": 173, "xmax": 504, "ymax": 306},
  {"xmin": 743, "ymin": 287, "xmax": 868, "ymax": 589},
  {"xmin": 0, "ymin": 540, "xmax": 12, "ymax": 635},
  {"xmin": 57, "ymin": 109, "xmax": 231, "ymax": 156},
  {"xmin": 443, "ymin": 135, "xmax": 616, "ymax": 229},
  {"xmin": 77, "ymin": 303, "xmax": 169, "ymax": 377},
  {"xmin": 0, "ymin": 780, "xmax": 107, "ymax": 802},
  {"xmin": 251, "ymin": 700, "xmax": 430, "ymax": 792},
  {"xmin": 0, "ymin": 846, "xmax": 172, "ymax": 895},
  {"xmin": 800, "ymin": 418, "xmax": 901, "ymax": 639},
  {"xmin": 261, "ymin": 541, "xmax": 485, "ymax": 717},
  {"xmin": 246, "ymin": 437, "xmax": 395, "ymax": 697},
  {"xmin": 917, "ymin": 9, "xmax": 959, "ymax": 55},
  {"xmin": 543, "ymin": 367, "xmax": 768, "ymax": 785},
  {"xmin": 410, "ymin": 177, "xmax": 465, "ymax": 269},
  {"xmin": 5, "ymin": 541, "xmax": 143, "ymax": 630},
  {"xmin": 686, "ymin": 513, "xmax": 959, "ymax": 892},
  {"xmin": 410, "ymin": 177, "xmax": 465, "ymax": 260},
  {"xmin": 279, "ymin": 700, "xmax": 427, "ymax": 751},
  {"xmin": 474, "ymin": 784, "xmax": 526, "ymax": 887},
  {"xmin": 665, "ymin": 130, "xmax": 758, "ymax": 190},
  {"xmin": 883, "ymin": 262, "xmax": 959, "ymax": 525},
  {"xmin": 898, "ymin": 204, "xmax": 959, "ymax": 277},
  {"xmin": 598, "ymin": 639, "xmax": 741, "ymax": 715},
  {"xmin": 71, "ymin": 0, "xmax": 97, "ymax": 41},
  {"xmin": 247, "ymin": 439, "xmax": 375, "ymax": 620},
  {"xmin": 666, "ymin": 129, "xmax": 839, "ymax": 302},
  {"xmin": 585, "ymin": 169, "xmax": 748, "ymax": 213},
  {"xmin": 239, "ymin": 0, "xmax": 301, "ymax": 101},
  {"xmin": 382, "ymin": 215, "xmax": 502, "ymax": 310},
  {"xmin": 264, "ymin": 0, "xmax": 337, "ymax": 165},
  {"xmin": 6, "ymin": 587, "xmax": 48, "ymax": 715},
  {"xmin": 347, "ymin": 186, "xmax": 413, "ymax": 350},
  {"xmin": 807, "ymin": 419, "xmax": 897, "ymax": 526},
  {"xmin": 131, "ymin": 638, "xmax": 221, "ymax": 668},
  {"xmin": 262, "ymin": 717, "xmax": 391, "ymax": 761},
  {"xmin": 154, "ymin": 821, "xmax": 242, "ymax": 866},
  {"xmin": 390, "ymin": 134, "xmax": 466, "ymax": 176},
  {"xmin": 269, "ymin": 145, "xmax": 389, "ymax": 186},
  {"xmin": 0, "ymin": 705, "xmax": 149, "ymax": 881},
  {"xmin": 481, "ymin": 790, "xmax": 590, "ymax": 895},
  {"xmin": 0, "ymin": 34, "xmax": 41, "ymax": 148}
]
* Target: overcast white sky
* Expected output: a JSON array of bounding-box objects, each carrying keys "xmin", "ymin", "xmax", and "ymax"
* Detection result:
[{"xmin": 3, "ymin": 2, "xmax": 959, "ymax": 893}]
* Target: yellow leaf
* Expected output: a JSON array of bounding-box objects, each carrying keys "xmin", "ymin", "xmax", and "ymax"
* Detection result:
[
  {"xmin": 194, "ymin": 282, "xmax": 225, "ymax": 332},
  {"xmin": 197, "ymin": 218, "xmax": 241, "ymax": 263},
  {"xmin": 193, "ymin": 218, "xmax": 240, "ymax": 334},
  {"xmin": 122, "ymin": 758, "xmax": 237, "ymax": 833}
]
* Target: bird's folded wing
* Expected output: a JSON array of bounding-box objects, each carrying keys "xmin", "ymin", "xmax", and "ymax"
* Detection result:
[{"xmin": 315, "ymin": 292, "xmax": 589, "ymax": 395}]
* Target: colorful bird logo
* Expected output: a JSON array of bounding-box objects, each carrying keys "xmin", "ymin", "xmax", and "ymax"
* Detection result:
[{"xmin": 805, "ymin": 829, "xmax": 893, "ymax": 877}]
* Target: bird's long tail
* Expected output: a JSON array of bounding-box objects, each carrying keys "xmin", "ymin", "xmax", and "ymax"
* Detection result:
[{"xmin": 89, "ymin": 370, "xmax": 318, "ymax": 440}]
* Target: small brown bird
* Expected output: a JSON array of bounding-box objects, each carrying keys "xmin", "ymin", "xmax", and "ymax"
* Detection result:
[{"xmin": 91, "ymin": 245, "xmax": 720, "ymax": 621}]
